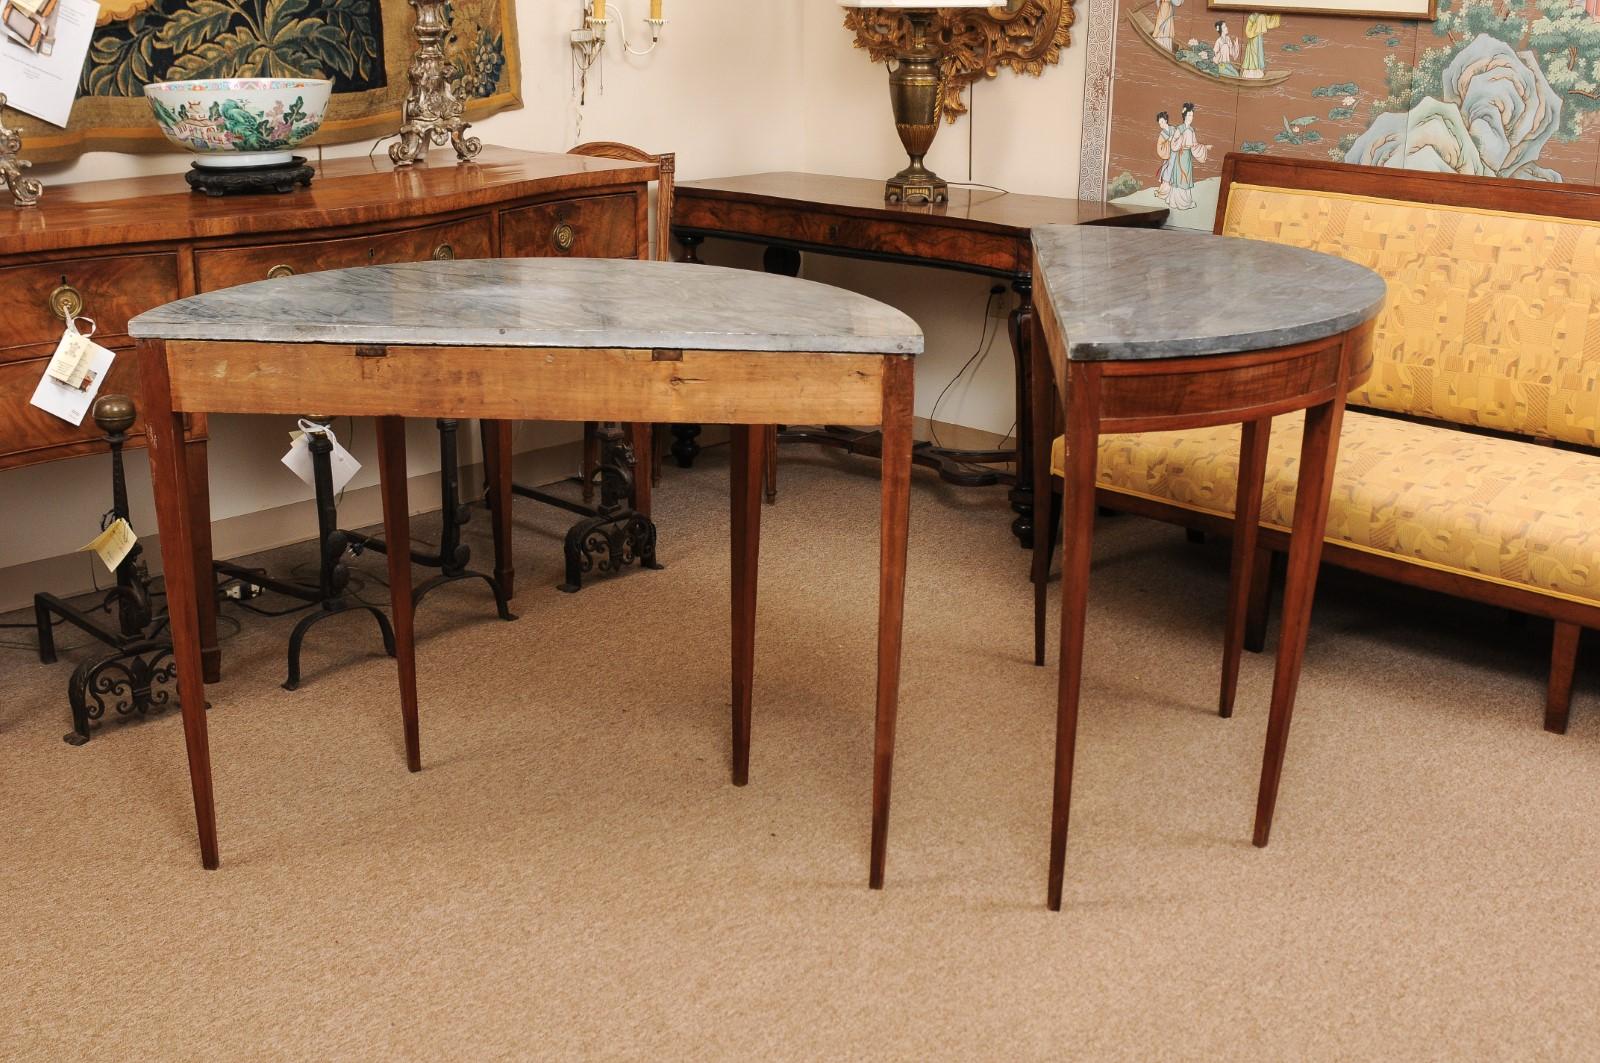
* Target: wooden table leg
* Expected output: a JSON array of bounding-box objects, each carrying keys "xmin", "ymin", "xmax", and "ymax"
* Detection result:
[
  {"xmin": 1253, "ymin": 395, "xmax": 1346, "ymax": 847},
  {"xmin": 1048, "ymin": 362, "xmax": 1101, "ymax": 911},
  {"xmin": 140, "ymin": 340, "xmax": 218, "ymax": 870},
  {"xmin": 377, "ymin": 416, "xmax": 422, "ymax": 773},
  {"xmin": 871, "ymin": 357, "xmax": 915, "ymax": 890},
  {"xmin": 763, "ymin": 424, "xmax": 778, "ymax": 505},
  {"xmin": 184, "ymin": 435, "xmax": 221, "ymax": 684},
  {"xmin": 1030, "ymin": 316, "xmax": 1058, "ymax": 667},
  {"xmin": 480, "ymin": 419, "xmax": 515, "ymax": 602},
  {"xmin": 1220, "ymin": 417, "xmax": 1272, "ymax": 718},
  {"xmin": 629, "ymin": 422, "xmax": 654, "ymax": 519},
  {"xmin": 729, "ymin": 424, "xmax": 763, "ymax": 787}
]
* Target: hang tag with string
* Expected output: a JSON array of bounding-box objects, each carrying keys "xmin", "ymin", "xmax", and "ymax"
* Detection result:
[
  {"xmin": 30, "ymin": 314, "xmax": 115, "ymax": 426},
  {"xmin": 80, "ymin": 516, "xmax": 138, "ymax": 573},
  {"xmin": 281, "ymin": 418, "xmax": 361, "ymax": 493}
]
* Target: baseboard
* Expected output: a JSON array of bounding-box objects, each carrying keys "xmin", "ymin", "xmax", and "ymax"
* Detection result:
[{"xmin": 914, "ymin": 416, "xmax": 1013, "ymax": 455}]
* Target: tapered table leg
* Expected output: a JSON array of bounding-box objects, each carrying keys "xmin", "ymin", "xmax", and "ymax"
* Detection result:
[
  {"xmin": 729, "ymin": 424, "xmax": 763, "ymax": 786},
  {"xmin": 1253, "ymin": 396, "xmax": 1346, "ymax": 847},
  {"xmin": 185, "ymin": 436, "xmax": 222, "ymax": 683},
  {"xmin": 377, "ymin": 416, "xmax": 422, "ymax": 773},
  {"xmin": 140, "ymin": 340, "xmax": 218, "ymax": 870},
  {"xmin": 480, "ymin": 419, "xmax": 515, "ymax": 602},
  {"xmin": 1220, "ymin": 417, "xmax": 1272, "ymax": 718},
  {"xmin": 1048, "ymin": 362, "xmax": 1101, "ymax": 911},
  {"xmin": 871, "ymin": 357, "xmax": 915, "ymax": 890},
  {"xmin": 763, "ymin": 424, "xmax": 779, "ymax": 505},
  {"xmin": 629, "ymin": 422, "xmax": 654, "ymax": 519},
  {"xmin": 1030, "ymin": 316, "xmax": 1058, "ymax": 667}
]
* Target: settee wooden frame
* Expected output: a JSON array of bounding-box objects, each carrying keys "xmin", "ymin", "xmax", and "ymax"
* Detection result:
[{"xmin": 1069, "ymin": 154, "xmax": 1600, "ymax": 734}]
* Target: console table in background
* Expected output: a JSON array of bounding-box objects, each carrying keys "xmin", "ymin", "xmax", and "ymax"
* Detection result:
[
  {"xmin": 671, "ymin": 172, "xmax": 1168, "ymax": 547},
  {"xmin": 0, "ymin": 147, "xmax": 654, "ymax": 680}
]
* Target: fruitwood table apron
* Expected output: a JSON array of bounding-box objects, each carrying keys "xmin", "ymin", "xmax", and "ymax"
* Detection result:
[
  {"xmin": 129, "ymin": 258, "xmax": 923, "ymax": 883},
  {"xmin": 1029, "ymin": 227, "xmax": 1386, "ymax": 910}
]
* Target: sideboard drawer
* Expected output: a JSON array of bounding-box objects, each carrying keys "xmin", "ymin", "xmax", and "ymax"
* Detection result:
[
  {"xmin": 194, "ymin": 215, "xmax": 495, "ymax": 292},
  {"xmin": 501, "ymin": 194, "xmax": 640, "ymax": 259},
  {"xmin": 0, "ymin": 352, "xmax": 145, "ymax": 470},
  {"xmin": 1, "ymin": 253, "xmax": 181, "ymax": 363}
]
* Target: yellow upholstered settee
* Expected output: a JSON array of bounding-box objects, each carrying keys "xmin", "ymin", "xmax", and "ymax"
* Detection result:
[{"xmin": 1051, "ymin": 155, "xmax": 1600, "ymax": 733}]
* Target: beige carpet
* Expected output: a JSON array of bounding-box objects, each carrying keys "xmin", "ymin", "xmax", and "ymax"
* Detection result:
[{"xmin": 3, "ymin": 444, "xmax": 1597, "ymax": 1061}]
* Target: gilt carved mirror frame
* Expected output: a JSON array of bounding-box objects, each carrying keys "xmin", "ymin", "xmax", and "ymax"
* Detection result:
[{"xmin": 843, "ymin": 1, "xmax": 1075, "ymax": 123}]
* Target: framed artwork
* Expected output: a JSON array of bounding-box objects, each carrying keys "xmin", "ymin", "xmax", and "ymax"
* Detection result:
[
  {"xmin": 8, "ymin": 0, "xmax": 522, "ymax": 163},
  {"xmin": 1207, "ymin": 0, "xmax": 1436, "ymax": 20},
  {"xmin": 1081, "ymin": 0, "xmax": 1597, "ymax": 229}
]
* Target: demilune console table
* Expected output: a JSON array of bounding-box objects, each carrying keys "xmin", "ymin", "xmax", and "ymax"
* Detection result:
[
  {"xmin": 671, "ymin": 172, "xmax": 1168, "ymax": 547},
  {"xmin": 129, "ymin": 258, "xmax": 924, "ymax": 888},
  {"xmin": 1029, "ymin": 226, "xmax": 1386, "ymax": 911}
]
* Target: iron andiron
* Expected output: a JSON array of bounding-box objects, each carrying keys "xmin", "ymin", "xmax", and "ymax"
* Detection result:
[{"xmin": 34, "ymin": 395, "xmax": 180, "ymax": 744}]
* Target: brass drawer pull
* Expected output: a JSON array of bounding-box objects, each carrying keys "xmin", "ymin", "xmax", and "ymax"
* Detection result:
[
  {"xmin": 432, "ymin": 242, "xmax": 455, "ymax": 261},
  {"xmin": 552, "ymin": 223, "xmax": 576, "ymax": 252},
  {"xmin": 267, "ymin": 264, "xmax": 296, "ymax": 279},
  {"xmin": 48, "ymin": 282, "xmax": 84, "ymax": 321}
]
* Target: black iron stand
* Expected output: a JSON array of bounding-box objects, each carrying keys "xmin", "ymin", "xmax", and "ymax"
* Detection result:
[
  {"xmin": 35, "ymin": 395, "xmax": 183, "ymax": 745},
  {"xmin": 344, "ymin": 419, "xmax": 515, "ymax": 619},
  {"xmin": 213, "ymin": 423, "xmax": 395, "ymax": 691},
  {"xmin": 511, "ymin": 422, "xmax": 661, "ymax": 593}
]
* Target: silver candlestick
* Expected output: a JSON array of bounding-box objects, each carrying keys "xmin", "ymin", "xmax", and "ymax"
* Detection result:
[
  {"xmin": 390, "ymin": 0, "xmax": 482, "ymax": 167},
  {"xmin": 0, "ymin": 94, "xmax": 42, "ymax": 207}
]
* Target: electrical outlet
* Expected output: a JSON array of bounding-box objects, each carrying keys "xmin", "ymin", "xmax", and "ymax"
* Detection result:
[
  {"xmin": 571, "ymin": 27, "xmax": 596, "ymax": 44},
  {"xmin": 222, "ymin": 580, "xmax": 263, "ymax": 601},
  {"xmin": 988, "ymin": 285, "xmax": 1009, "ymax": 318}
]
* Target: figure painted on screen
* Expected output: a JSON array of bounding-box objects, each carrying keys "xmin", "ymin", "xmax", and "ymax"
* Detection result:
[
  {"xmin": 1241, "ymin": 12, "xmax": 1280, "ymax": 78},
  {"xmin": 1153, "ymin": 0, "xmax": 1183, "ymax": 51},
  {"xmin": 1156, "ymin": 103, "xmax": 1210, "ymax": 210},
  {"xmin": 1213, "ymin": 20, "xmax": 1240, "ymax": 77},
  {"xmin": 1155, "ymin": 111, "xmax": 1177, "ymax": 199}
]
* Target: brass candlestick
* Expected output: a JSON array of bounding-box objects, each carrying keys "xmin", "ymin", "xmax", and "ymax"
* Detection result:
[
  {"xmin": 884, "ymin": 10, "xmax": 947, "ymax": 205},
  {"xmin": 0, "ymin": 94, "xmax": 43, "ymax": 207},
  {"xmin": 390, "ymin": 0, "xmax": 482, "ymax": 167}
]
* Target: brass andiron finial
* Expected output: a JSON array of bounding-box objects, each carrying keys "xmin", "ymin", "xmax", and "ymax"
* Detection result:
[
  {"xmin": 390, "ymin": 0, "xmax": 483, "ymax": 167},
  {"xmin": 0, "ymin": 94, "xmax": 43, "ymax": 207}
]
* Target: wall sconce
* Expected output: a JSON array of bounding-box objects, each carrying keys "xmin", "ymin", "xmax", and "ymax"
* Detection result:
[{"xmin": 573, "ymin": 0, "xmax": 668, "ymax": 63}]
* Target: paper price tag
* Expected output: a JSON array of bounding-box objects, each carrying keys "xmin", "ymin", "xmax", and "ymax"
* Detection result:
[
  {"xmin": 281, "ymin": 421, "xmax": 361, "ymax": 494},
  {"xmin": 81, "ymin": 517, "xmax": 137, "ymax": 573},
  {"xmin": 45, "ymin": 327, "xmax": 94, "ymax": 387},
  {"xmin": 29, "ymin": 333, "xmax": 114, "ymax": 426}
]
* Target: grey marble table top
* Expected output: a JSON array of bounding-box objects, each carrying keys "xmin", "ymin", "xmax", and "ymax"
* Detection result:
[
  {"xmin": 129, "ymin": 258, "xmax": 924, "ymax": 356},
  {"xmin": 1032, "ymin": 226, "xmax": 1387, "ymax": 362}
]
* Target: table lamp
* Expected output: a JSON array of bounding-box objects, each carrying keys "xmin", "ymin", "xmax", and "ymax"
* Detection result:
[{"xmin": 838, "ymin": 1, "xmax": 1012, "ymax": 205}]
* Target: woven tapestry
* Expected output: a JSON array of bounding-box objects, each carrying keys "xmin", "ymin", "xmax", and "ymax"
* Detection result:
[{"xmin": 13, "ymin": 0, "xmax": 520, "ymax": 163}]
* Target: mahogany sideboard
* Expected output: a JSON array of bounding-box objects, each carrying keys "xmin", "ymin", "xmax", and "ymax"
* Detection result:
[
  {"xmin": 1, "ymin": 146, "xmax": 655, "ymax": 680},
  {"xmin": 671, "ymin": 172, "xmax": 1168, "ymax": 547}
]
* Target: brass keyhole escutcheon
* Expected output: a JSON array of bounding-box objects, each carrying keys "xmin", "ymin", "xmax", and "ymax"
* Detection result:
[
  {"xmin": 267, "ymin": 264, "xmax": 296, "ymax": 279},
  {"xmin": 553, "ymin": 223, "xmax": 576, "ymax": 252},
  {"xmin": 48, "ymin": 282, "xmax": 84, "ymax": 321},
  {"xmin": 432, "ymin": 243, "xmax": 455, "ymax": 260}
]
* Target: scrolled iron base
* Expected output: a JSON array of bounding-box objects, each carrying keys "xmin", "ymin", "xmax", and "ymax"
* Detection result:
[
  {"xmin": 62, "ymin": 639, "xmax": 180, "ymax": 746},
  {"xmin": 559, "ymin": 512, "xmax": 662, "ymax": 594}
]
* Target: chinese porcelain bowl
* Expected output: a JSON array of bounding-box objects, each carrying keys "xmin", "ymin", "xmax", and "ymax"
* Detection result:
[{"xmin": 143, "ymin": 78, "xmax": 332, "ymax": 169}]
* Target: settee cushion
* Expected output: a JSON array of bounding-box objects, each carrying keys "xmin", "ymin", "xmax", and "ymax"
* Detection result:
[
  {"xmin": 1221, "ymin": 183, "xmax": 1600, "ymax": 448},
  {"xmin": 1052, "ymin": 411, "xmax": 1600, "ymax": 601}
]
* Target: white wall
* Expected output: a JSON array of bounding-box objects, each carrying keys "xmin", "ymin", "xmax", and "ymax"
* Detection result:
[{"xmin": 2, "ymin": 0, "xmax": 1090, "ymax": 605}]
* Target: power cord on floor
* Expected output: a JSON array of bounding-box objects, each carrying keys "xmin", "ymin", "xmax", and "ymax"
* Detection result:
[{"xmin": 928, "ymin": 285, "xmax": 1006, "ymax": 449}]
